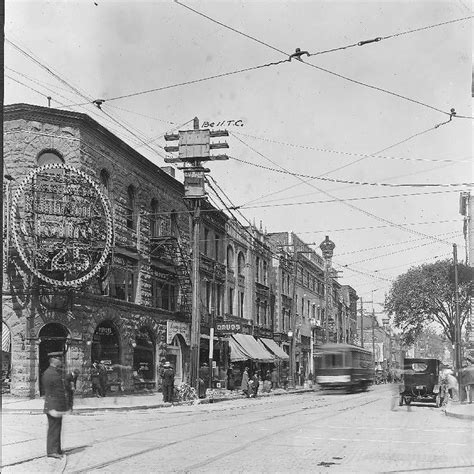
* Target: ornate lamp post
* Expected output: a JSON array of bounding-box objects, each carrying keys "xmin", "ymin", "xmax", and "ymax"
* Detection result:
[{"xmin": 319, "ymin": 236, "xmax": 335, "ymax": 343}]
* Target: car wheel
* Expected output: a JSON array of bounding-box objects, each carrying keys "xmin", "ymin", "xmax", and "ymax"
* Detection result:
[{"xmin": 405, "ymin": 397, "xmax": 412, "ymax": 405}]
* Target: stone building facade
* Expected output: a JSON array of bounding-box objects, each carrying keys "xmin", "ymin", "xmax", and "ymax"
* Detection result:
[{"xmin": 3, "ymin": 103, "xmax": 193, "ymax": 397}]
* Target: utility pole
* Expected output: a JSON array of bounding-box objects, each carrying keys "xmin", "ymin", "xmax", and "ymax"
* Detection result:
[
  {"xmin": 453, "ymin": 244, "xmax": 463, "ymax": 399},
  {"xmin": 164, "ymin": 118, "xmax": 229, "ymax": 391},
  {"xmin": 360, "ymin": 298, "xmax": 364, "ymax": 348},
  {"xmin": 289, "ymin": 248, "xmax": 298, "ymax": 388},
  {"xmin": 371, "ymin": 308, "xmax": 376, "ymax": 367}
]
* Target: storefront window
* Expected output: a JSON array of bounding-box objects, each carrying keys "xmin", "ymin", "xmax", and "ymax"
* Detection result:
[{"xmin": 133, "ymin": 327, "xmax": 155, "ymax": 381}]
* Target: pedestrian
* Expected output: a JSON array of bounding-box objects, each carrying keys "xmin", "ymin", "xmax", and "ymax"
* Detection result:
[
  {"xmin": 98, "ymin": 361, "xmax": 108, "ymax": 397},
  {"xmin": 460, "ymin": 362, "xmax": 474, "ymax": 404},
  {"xmin": 252, "ymin": 371, "xmax": 260, "ymax": 398},
  {"xmin": 64, "ymin": 368, "xmax": 80, "ymax": 411},
  {"xmin": 227, "ymin": 364, "xmax": 235, "ymax": 391},
  {"xmin": 271, "ymin": 368, "xmax": 278, "ymax": 390},
  {"xmin": 199, "ymin": 362, "xmax": 210, "ymax": 398},
  {"xmin": 91, "ymin": 361, "xmax": 101, "ymax": 397},
  {"xmin": 42, "ymin": 354, "xmax": 69, "ymax": 459},
  {"xmin": 241, "ymin": 367, "xmax": 250, "ymax": 397},
  {"xmin": 161, "ymin": 361, "xmax": 175, "ymax": 403}
]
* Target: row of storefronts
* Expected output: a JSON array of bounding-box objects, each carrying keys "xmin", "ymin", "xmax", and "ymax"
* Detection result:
[{"xmin": 2, "ymin": 103, "xmax": 359, "ymax": 397}]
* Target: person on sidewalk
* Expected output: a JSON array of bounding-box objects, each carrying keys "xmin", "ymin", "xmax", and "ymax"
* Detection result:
[
  {"xmin": 241, "ymin": 367, "xmax": 250, "ymax": 397},
  {"xmin": 161, "ymin": 361, "xmax": 175, "ymax": 403},
  {"xmin": 460, "ymin": 362, "xmax": 474, "ymax": 404},
  {"xmin": 42, "ymin": 354, "xmax": 69, "ymax": 459},
  {"xmin": 271, "ymin": 368, "xmax": 279, "ymax": 390},
  {"xmin": 64, "ymin": 368, "xmax": 80, "ymax": 411},
  {"xmin": 98, "ymin": 361, "xmax": 108, "ymax": 397},
  {"xmin": 227, "ymin": 364, "xmax": 235, "ymax": 391},
  {"xmin": 91, "ymin": 362, "xmax": 101, "ymax": 397},
  {"xmin": 251, "ymin": 371, "xmax": 260, "ymax": 398}
]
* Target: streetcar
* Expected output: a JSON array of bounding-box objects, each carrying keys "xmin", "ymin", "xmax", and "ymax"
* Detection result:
[{"xmin": 315, "ymin": 343, "xmax": 375, "ymax": 392}]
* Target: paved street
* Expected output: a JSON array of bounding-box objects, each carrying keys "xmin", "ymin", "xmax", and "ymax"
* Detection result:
[{"xmin": 2, "ymin": 385, "xmax": 473, "ymax": 473}]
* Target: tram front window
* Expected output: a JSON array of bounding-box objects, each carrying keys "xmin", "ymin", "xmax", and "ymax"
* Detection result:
[{"xmin": 323, "ymin": 353, "xmax": 343, "ymax": 368}]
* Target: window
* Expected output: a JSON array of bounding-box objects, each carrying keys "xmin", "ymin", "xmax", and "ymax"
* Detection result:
[
  {"xmin": 100, "ymin": 169, "xmax": 110, "ymax": 190},
  {"xmin": 256, "ymin": 299, "xmax": 260, "ymax": 325},
  {"xmin": 126, "ymin": 185, "xmax": 135, "ymax": 230},
  {"xmin": 263, "ymin": 261, "xmax": 268, "ymax": 285},
  {"xmin": 150, "ymin": 199, "xmax": 160, "ymax": 238},
  {"xmin": 227, "ymin": 245, "xmax": 234, "ymax": 271},
  {"xmin": 214, "ymin": 234, "xmax": 220, "ymax": 261},
  {"xmin": 204, "ymin": 228, "xmax": 210, "ymax": 255},
  {"xmin": 37, "ymin": 149, "xmax": 64, "ymax": 166},
  {"xmin": 206, "ymin": 281, "xmax": 212, "ymax": 312},
  {"xmin": 216, "ymin": 284, "xmax": 223, "ymax": 316},
  {"xmin": 256, "ymin": 257, "xmax": 260, "ymax": 282},
  {"xmin": 110, "ymin": 268, "xmax": 136, "ymax": 302},
  {"xmin": 238, "ymin": 252, "xmax": 245, "ymax": 276},
  {"xmin": 151, "ymin": 279, "xmax": 176, "ymax": 311},
  {"xmin": 239, "ymin": 291, "xmax": 244, "ymax": 318},
  {"xmin": 228, "ymin": 288, "xmax": 234, "ymax": 314}
]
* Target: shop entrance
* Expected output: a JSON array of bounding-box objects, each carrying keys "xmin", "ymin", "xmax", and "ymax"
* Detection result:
[
  {"xmin": 167, "ymin": 335, "xmax": 184, "ymax": 385},
  {"xmin": 92, "ymin": 321, "xmax": 120, "ymax": 366},
  {"xmin": 38, "ymin": 323, "xmax": 69, "ymax": 395},
  {"xmin": 2, "ymin": 321, "xmax": 12, "ymax": 393},
  {"xmin": 133, "ymin": 327, "xmax": 155, "ymax": 381}
]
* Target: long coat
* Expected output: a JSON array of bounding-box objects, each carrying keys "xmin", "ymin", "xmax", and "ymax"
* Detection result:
[
  {"xmin": 240, "ymin": 371, "xmax": 249, "ymax": 391},
  {"xmin": 42, "ymin": 366, "xmax": 68, "ymax": 413}
]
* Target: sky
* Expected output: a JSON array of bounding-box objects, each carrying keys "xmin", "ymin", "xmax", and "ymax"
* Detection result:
[{"xmin": 4, "ymin": 0, "xmax": 473, "ymax": 320}]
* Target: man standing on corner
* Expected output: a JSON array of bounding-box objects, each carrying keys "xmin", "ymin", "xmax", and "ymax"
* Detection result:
[
  {"xmin": 42, "ymin": 354, "xmax": 69, "ymax": 459},
  {"xmin": 161, "ymin": 361, "xmax": 175, "ymax": 403}
]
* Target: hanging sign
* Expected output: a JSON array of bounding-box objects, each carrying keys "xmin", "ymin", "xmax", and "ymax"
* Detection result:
[
  {"xmin": 10, "ymin": 163, "xmax": 113, "ymax": 287},
  {"xmin": 167, "ymin": 320, "xmax": 191, "ymax": 345},
  {"xmin": 215, "ymin": 322, "xmax": 242, "ymax": 334}
]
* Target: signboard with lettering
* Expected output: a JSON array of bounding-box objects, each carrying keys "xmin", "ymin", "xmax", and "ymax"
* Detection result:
[
  {"xmin": 215, "ymin": 322, "xmax": 242, "ymax": 335},
  {"xmin": 11, "ymin": 164, "xmax": 113, "ymax": 287},
  {"xmin": 167, "ymin": 320, "xmax": 191, "ymax": 345}
]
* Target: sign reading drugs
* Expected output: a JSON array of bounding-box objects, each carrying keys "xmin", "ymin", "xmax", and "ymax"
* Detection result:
[
  {"xmin": 11, "ymin": 163, "xmax": 113, "ymax": 287},
  {"xmin": 215, "ymin": 322, "xmax": 242, "ymax": 334}
]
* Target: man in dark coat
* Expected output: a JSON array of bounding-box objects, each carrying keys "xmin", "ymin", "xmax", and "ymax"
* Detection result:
[
  {"xmin": 161, "ymin": 361, "xmax": 175, "ymax": 403},
  {"xmin": 97, "ymin": 361, "xmax": 108, "ymax": 397},
  {"xmin": 42, "ymin": 355, "xmax": 68, "ymax": 458},
  {"xmin": 199, "ymin": 363, "xmax": 210, "ymax": 398}
]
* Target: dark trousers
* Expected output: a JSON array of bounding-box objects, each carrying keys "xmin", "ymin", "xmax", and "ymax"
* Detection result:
[
  {"xmin": 46, "ymin": 414, "xmax": 63, "ymax": 455},
  {"xmin": 163, "ymin": 384, "xmax": 174, "ymax": 402}
]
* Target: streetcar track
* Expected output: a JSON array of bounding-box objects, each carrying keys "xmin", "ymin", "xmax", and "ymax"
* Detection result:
[
  {"xmin": 69, "ymin": 392, "xmax": 381, "ymax": 473},
  {"xmin": 1, "ymin": 393, "xmax": 320, "ymax": 468}
]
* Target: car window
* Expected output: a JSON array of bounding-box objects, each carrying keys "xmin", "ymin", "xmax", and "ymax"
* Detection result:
[{"xmin": 412, "ymin": 363, "xmax": 428, "ymax": 372}]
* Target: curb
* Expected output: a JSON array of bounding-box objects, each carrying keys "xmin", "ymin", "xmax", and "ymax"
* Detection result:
[
  {"xmin": 1, "ymin": 388, "xmax": 317, "ymax": 415},
  {"xmin": 444, "ymin": 408, "xmax": 474, "ymax": 421}
]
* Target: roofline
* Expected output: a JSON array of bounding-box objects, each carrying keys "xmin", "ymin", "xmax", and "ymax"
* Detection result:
[{"xmin": 3, "ymin": 103, "xmax": 183, "ymax": 193}]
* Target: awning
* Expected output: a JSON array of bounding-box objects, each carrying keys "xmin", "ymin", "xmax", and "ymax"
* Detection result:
[
  {"xmin": 231, "ymin": 334, "xmax": 275, "ymax": 363},
  {"xmin": 2, "ymin": 322, "xmax": 11, "ymax": 352},
  {"xmin": 228, "ymin": 336, "xmax": 251, "ymax": 362},
  {"xmin": 260, "ymin": 338, "xmax": 290, "ymax": 361}
]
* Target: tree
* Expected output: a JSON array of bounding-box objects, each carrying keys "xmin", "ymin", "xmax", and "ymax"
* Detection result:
[{"xmin": 385, "ymin": 259, "xmax": 473, "ymax": 346}]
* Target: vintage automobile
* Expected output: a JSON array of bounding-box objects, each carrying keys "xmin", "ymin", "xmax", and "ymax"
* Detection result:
[{"xmin": 399, "ymin": 358, "xmax": 445, "ymax": 407}]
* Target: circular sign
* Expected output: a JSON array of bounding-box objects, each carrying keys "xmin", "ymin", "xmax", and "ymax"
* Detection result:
[{"xmin": 11, "ymin": 163, "xmax": 113, "ymax": 287}]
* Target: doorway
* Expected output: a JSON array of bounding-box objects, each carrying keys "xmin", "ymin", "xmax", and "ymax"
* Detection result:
[{"xmin": 38, "ymin": 323, "xmax": 69, "ymax": 395}]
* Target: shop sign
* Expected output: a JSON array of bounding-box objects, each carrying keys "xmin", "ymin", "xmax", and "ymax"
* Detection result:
[
  {"xmin": 97, "ymin": 327, "xmax": 113, "ymax": 336},
  {"xmin": 215, "ymin": 322, "xmax": 242, "ymax": 334},
  {"xmin": 11, "ymin": 164, "xmax": 113, "ymax": 287},
  {"xmin": 167, "ymin": 320, "xmax": 191, "ymax": 345}
]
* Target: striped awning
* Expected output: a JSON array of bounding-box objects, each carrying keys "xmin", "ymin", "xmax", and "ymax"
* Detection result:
[
  {"xmin": 260, "ymin": 338, "xmax": 290, "ymax": 360},
  {"xmin": 230, "ymin": 334, "xmax": 275, "ymax": 363},
  {"xmin": 2, "ymin": 322, "xmax": 11, "ymax": 352}
]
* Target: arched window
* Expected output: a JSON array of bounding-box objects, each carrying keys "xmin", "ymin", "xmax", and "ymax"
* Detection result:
[
  {"xmin": 227, "ymin": 245, "xmax": 234, "ymax": 271},
  {"xmin": 100, "ymin": 169, "xmax": 110, "ymax": 190},
  {"xmin": 256, "ymin": 257, "xmax": 260, "ymax": 282},
  {"xmin": 126, "ymin": 185, "xmax": 135, "ymax": 230},
  {"xmin": 263, "ymin": 261, "xmax": 268, "ymax": 285},
  {"xmin": 37, "ymin": 149, "xmax": 64, "ymax": 166},
  {"xmin": 150, "ymin": 199, "xmax": 160, "ymax": 238},
  {"xmin": 237, "ymin": 252, "xmax": 245, "ymax": 276}
]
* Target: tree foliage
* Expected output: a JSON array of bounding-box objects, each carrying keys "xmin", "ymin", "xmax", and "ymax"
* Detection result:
[{"xmin": 385, "ymin": 259, "xmax": 473, "ymax": 346}]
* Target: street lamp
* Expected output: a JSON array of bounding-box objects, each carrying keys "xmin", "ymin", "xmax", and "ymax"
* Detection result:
[
  {"xmin": 319, "ymin": 236, "xmax": 335, "ymax": 343},
  {"xmin": 288, "ymin": 330, "xmax": 294, "ymax": 388}
]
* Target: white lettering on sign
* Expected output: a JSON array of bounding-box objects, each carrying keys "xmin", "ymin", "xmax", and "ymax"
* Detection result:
[
  {"xmin": 167, "ymin": 320, "xmax": 191, "ymax": 345},
  {"xmin": 202, "ymin": 120, "xmax": 244, "ymax": 128},
  {"xmin": 216, "ymin": 323, "xmax": 242, "ymax": 333}
]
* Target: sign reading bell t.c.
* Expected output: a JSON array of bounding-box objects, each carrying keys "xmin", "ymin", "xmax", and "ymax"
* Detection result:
[{"xmin": 202, "ymin": 120, "xmax": 244, "ymax": 128}]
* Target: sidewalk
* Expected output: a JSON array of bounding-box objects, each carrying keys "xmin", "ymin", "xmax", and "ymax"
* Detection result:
[
  {"xmin": 2, "ymin": 386, "xmax": 316, "ymax": 414},
  {"xmin": 444, "ymin": 400, "xmax": 474, "ymax": 420}
]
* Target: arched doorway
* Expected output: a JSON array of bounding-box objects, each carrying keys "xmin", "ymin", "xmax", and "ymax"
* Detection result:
[
  {"xmin": 2, "ymin": 321, "xmax": 12, "ymax": 392},
  {"xmin": 133, "ymin": 327, "xmax": 155, "ymax": 381},
  {"xmin": 38, "ymin": 323, "xmax": 69, "ymax": 395},
  {"xmin": 92, "ymin": 321, "xmax": 120, "ymax": 366},
  {"xmin": 167, "ymin": 335, "xmax": 184, "ymax": 385}
]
